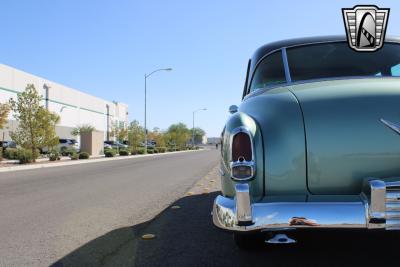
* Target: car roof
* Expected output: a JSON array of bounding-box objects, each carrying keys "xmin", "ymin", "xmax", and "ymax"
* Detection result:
[{"xmin": 249, "ymin": 35, "xmax": 400, "ymax": 75}]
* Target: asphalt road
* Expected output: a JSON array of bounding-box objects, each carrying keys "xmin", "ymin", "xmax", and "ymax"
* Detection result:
[
  {"xmin": 2, "ymin": 149, "xmax": 399, "ymax": 267},
  {"xmin": 56, "ymin": 161, "xmax": 400, "ymax": 267},
  {"xmin": 0, "ymin": 150, "xmax": 219, "ymax": 267}
]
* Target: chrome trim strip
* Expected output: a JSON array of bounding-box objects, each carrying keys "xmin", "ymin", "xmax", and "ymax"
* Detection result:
[
  {"xmin": 281, "ymin": 48, "xmax": 292, "ymax": 83},
  {"xmin": 235, "ymin": 183, "xmax": 252, "ymax": 224},
  {"xmin": 380, "ymin": 118, "xmax": 400, "ymax": 135}
]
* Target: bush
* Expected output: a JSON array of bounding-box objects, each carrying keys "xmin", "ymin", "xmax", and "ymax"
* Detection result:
[
  {"xmin": 61, "ymin": 147, "xmax": 76, "ymax": 156},
  {"xmin": 104, "ymin": 148, "xmax": 118, "ymax": 156},
  {"xmin": 4, "ymin": 148, "xmax": 18, "ymax": 160},
  {"xmin": 79, "ymin": 152, "xmax": 90, "ymax": 159},
  {"xmin": 195, "ymin": 146, "xmax": 200, "ymax": 150},
  {"xmin": 137, "ymin": 148, "xmax": 145, "ymax": 154},
  {"xmin": 153, "ymin": 149, "xmax": 159, "ymax": 153},
  {"xmin": 147, "ymin": 149, "xmax": 154, "ymax": 154},
  {"xmin": 157, "ymin": 147, "xmax": 166, "ymax": 153},
  {"xmin": 105, "ymin": 150, "xmax": 116, "ymax": 157},
  {"xmin": 167, "ymin": 147, "xmax": 175, "ymax": 152},
  {"xmin": 17, "ymin": 149, "xmax": 33, "ymax": 164},
  {"xmin": 119, "ymin": 149, "xmax": 129, "ymax": 156},
  {"xmin": 70, "ymin": 152, "xmax": 79, "ymax": 160},
  {"xmin": 49, "ymin": 150, "xmax": 60, "ymax": 161},
  {"xmin": 104, "ymin": 148, "xmax": 117, "ymax": 154},
  {"xmin": 130, "ymin": 149, "xmax": 137, "ymax": 155}
]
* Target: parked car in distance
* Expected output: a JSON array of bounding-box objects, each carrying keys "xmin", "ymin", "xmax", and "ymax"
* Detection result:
[
  {"xmin": 122, "ymin": 140, "xmax": 130, "ymax": 146},
  {"xmin": 213, "ymin": 36, "xmax": 400, "ymax": 249},
  {"xmin": 58, "ymin": 139, "xmax": 79, "ymax": 153},
  {"xmin": 104, "ymin": 141, "xmax": 128, "ymax": 149},
  {"xmin": 41, "ymin": 138, "xmax": 79, "ymax": 153},
  {"xmin": 0, "ymin": 141, "xmax": 17, "ymax": 149},
  {"xmin": 139, "ymin": 141, "xmax": 156, "ymax": 149}
]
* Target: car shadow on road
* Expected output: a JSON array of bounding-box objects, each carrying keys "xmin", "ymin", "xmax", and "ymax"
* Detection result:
[{"xmin": 52, "ymin": 192, "xmax": 400, "ymax": 267}]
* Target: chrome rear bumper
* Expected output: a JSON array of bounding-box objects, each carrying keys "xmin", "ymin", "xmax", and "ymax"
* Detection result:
[{"xmin": 212, "ymin": 179, "xmax": 400, "ymax": 232}]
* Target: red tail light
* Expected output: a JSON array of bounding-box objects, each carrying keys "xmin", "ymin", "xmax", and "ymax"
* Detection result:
[
  {"xmin": 230, "ymin": 128, "xmax": 255, "ymax": 181},
  {"xmin": 232, "ymin": 132, "xmax": 252, "ymax": 162}
]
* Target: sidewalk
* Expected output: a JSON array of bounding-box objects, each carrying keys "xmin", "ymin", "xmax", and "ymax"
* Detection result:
[{"xmin": 0, "ymin": 150, "xmax": 203, "ymax": 173}]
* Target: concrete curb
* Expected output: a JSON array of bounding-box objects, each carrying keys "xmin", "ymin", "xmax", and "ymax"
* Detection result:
[{"xmin": 0, "ymin": 150, "xmax": 204, "ymax": 173}]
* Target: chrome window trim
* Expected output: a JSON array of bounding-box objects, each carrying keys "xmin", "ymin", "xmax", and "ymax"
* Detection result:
[
  {"xmin": 282, "ymin": 47, "xmax": 292, "ymax": 83},
  {"xmin": 229, "ymin": 126, "xmax": 256, "ymax": 181}
]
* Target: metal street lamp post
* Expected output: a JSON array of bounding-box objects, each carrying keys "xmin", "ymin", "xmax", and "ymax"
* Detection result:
[
  {"xmin": 144, "ymin": 68, "xmax": 172, "ymax": 153},
  {"xmin": 192, "ymin": 108, "xmax": 207, "ymax": 147}
]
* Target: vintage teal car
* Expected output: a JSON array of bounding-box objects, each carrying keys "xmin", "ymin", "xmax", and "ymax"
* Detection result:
[{"xmin": 213, "ymin": 36, "xmax": 400, "ymax": 248}]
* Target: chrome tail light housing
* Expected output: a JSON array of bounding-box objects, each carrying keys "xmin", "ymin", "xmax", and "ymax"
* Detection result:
[{"xmin": 230, "ymin": 127, "xmax": 256, "ymax": 181}]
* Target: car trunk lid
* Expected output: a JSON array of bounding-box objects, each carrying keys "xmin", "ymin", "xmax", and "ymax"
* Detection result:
[{"xmin": 289, "ymin": 78, "xmax": 400, "ymax": 195}]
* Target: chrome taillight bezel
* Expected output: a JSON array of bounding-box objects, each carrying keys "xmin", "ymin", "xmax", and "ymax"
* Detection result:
[{"xmin": 229, "ymin": 126, "xmax": 256, "ymax": 181}]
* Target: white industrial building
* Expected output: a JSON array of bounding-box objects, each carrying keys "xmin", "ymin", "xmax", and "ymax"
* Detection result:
[{"xmin": 0, "ymin": 64, "xmax": 128, "ymax": 141}]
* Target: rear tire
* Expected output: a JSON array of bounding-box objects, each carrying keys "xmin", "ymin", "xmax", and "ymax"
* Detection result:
[{"xmin": 233, "ymin": 233, "xmax": 261, "ymax": 250}]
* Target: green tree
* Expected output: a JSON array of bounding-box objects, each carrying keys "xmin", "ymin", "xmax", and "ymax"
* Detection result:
[
  {"xmin": 148, "ymin": 127, "xmax": 165, "ymax": 147},
  {"xmin": 71, "ymin": 124, "xmax": 95, "ymax": 136},
  {"xmin": 128, "ymin": 120, "xmax": 144, "ymax": 150},
  {"xmin": 110, "ymin": 121, "xmax": 127, "ymax": 142},
  {"xmin": 0, "ymin": 103, "xmax": 10, "ymax": 130},
  {"xmin": 9, "ymin": 84, "xmax": 60, "ymax": 162},
  {"xmin": 0, "ymin": 103, "xmax": 10, "ymax": 160},
  {"xmin": 190, "ymin": 127, "xmax": 206, "ymax": 145},
  {"xmin": 166, "ymin": 123, "xmax": 190, "ymax": 148},
  {"xmin": 118, "ymin": 128, "xmax": 128, "ymax": 142},
  {"xmin": 41, "ymin": 109, "xmax": 60, "ymax": 151}
]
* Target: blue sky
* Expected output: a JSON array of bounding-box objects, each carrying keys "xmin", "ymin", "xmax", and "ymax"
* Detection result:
[{"xmin": 1, "ymin": 0, "xmax": 400, "ymax": 136}]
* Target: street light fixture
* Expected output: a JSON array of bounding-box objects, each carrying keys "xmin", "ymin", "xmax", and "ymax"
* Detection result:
[
  {"xmin": 192, "ymin": 108, "xmax": 207, "ymax": 147},
  {"xmin": 144, "ymin": 68, "xmax": 173, "ymax": 153}
]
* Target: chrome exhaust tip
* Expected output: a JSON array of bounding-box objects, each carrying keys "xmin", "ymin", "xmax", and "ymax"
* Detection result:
[{"xmin": 266, "ymin": 234, "xmax": 296, "ymax": 244}]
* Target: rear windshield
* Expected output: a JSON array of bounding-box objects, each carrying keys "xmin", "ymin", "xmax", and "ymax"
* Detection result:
[{"xmin": 287, "ymin": 42, "xmax": 400, "ymax": 82}]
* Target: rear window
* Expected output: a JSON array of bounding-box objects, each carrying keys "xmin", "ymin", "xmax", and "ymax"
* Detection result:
[{"xmin": 287, "ymin": 42, "xmax": 400, "ymax": 82}]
